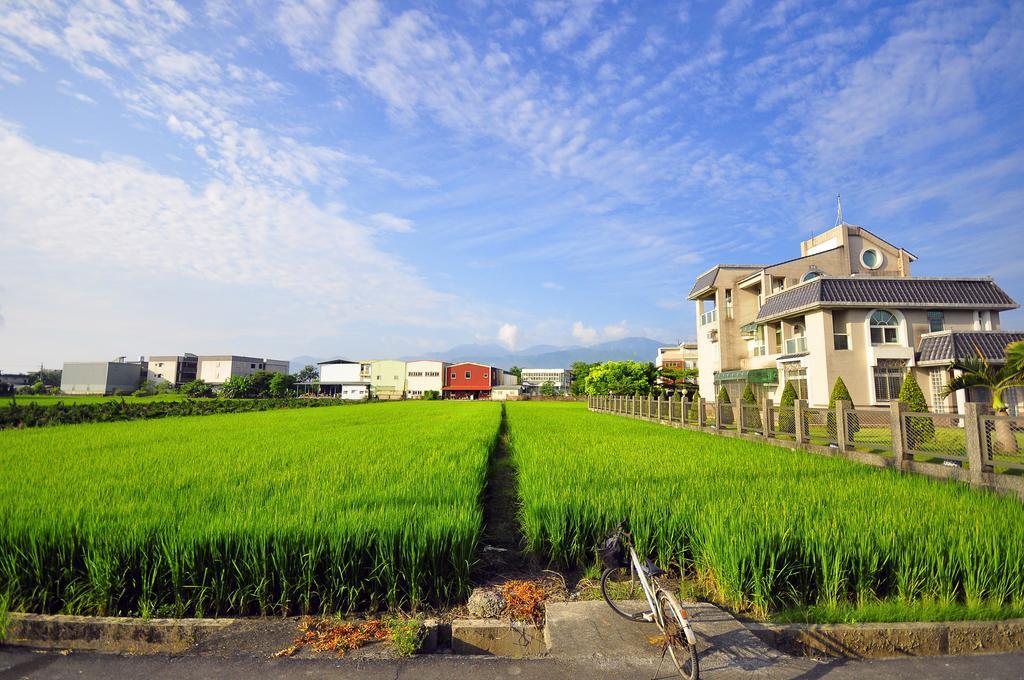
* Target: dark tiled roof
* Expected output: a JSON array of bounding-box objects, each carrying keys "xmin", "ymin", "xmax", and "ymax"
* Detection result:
[
  {"xmin": 756, "ymin": 277, "xmax": 1018, "ymax": 321},
  {"xmin": 918, "ymin": 331, "xmax": 1024, "ymax": 364},
  {"xmin": 777, "ymin": 352, "xmax": 809, "ymax": 361}
]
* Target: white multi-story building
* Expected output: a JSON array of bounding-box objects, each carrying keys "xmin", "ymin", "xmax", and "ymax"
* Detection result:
[
  {"xmin": 406, "ymin": 360, "xmax": 449, "ymax": 398},
  {"xmin": 146, "ymin": 354, "xmax": 198, "ymax": 387},
  {"xmin": 314, "ymin": 358, "xmax": 369, "ymax": 399},
  {"xmin": 521, "ymin": 368, "xmax": 572, "ymax": 393},
  {"xmin": 197, "ymin": 355, "xmax": 289, "ymax": 385}
]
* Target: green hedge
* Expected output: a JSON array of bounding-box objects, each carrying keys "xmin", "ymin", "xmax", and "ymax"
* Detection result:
[{"xmin": 0, "ymin": 398, "xmax": 351, "ymax": 430}]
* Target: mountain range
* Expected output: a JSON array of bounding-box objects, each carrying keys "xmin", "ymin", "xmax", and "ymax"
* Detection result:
[{"xmin": 289, "ymin": 337, "xmax": 669, "ymax": 372}]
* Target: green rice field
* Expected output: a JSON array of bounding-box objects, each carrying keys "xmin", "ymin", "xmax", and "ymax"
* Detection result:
[
  {"xmin": 507, "ymin": 402, "xmax": 1024, "ymax": 622},
  {"xmin": 0, "ymin": 401, "xmax": 500, "ymax": 617}
]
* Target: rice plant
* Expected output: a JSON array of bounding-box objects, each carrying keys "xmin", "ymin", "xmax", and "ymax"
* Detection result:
[
  {"xmin": 0, "ymin": 401, "xmax": 500, "ymax": 617},
  {"xmin": 507, "ymin": 402, "xmax": 1024, "ymax": 621}
]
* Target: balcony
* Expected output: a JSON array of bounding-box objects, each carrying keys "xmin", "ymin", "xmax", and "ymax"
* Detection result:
[
  {"xmin": 752, "ymin": 344, "xmax": 768, "ymax": 357},
  {"xmin": 700, "ymin": 308, "xmax": 718, "ymax": 326},
  {"xmin": 784, "ymin": 337, "xmax": 808, "ymax": 354}
]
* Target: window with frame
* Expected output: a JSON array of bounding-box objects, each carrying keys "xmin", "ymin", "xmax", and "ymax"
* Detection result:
[
  {"xmin": 465, "ymin": 371, "xmax": 471, "ymax": 379},
  {"xmin": 869, "ymin": 310, "xmax": 899, "ymax": 345},
  {"xmin": 834, "ymin": 332, "xmax": 849, "ymax": 350},
  {"xmin": 451, "ymin": 372, "xmax": 456, "ymax": 380},
  {"xmin": 873, "ymin": 359, "xmax": 906, "ymax": 401},
  {"xmin": 774, "ymin": 326, "xmax": 782, "ymax": 351},
  {"xmin": 927, "ymin": 310, "xmax": 944, "ymax": 333},
  {"xmin": 929, "ymin": 368, "xmax": 947, "ymax": 413}
]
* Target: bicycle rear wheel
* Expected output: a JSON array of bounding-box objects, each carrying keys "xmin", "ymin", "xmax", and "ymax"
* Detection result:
[
  {"xmin": 655, "ymin": 589, "xmax": 699, "ymax": 679},
  {"xmin": 601, "ymin": 565, "xmax": 653, "ymax": 622}
]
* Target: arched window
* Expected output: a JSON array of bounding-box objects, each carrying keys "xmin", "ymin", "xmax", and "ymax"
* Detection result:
[
  {"xmin": 802, "ymin": 270, "xmax": 821, "ymax": 282},
  {"xmin": 869, "ymin": 310, "xmax": 899, "ymax": 345}
]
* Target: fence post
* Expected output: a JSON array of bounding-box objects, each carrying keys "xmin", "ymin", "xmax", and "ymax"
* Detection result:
[
  {"xmin": 737, "ymin": 397, "xmax": 746, "ymax": 433},
  {"xmin": 794, "ymin": 399, "xmax": 807, "ymax": 444},
  {"xmin": 890, "ymin": 400, "xmax": 908, "ymax": 470},
  {"xmin": 763, "ymin": 398, "xmax": 773, "ymax": 438},
  {"xmin": 698, "ymin": 398, "xmax": 707, "ymax": 428},
  {"xmin": 964, "ymin": 402, "xmax": 992, "ymax": 484},
  {"xmin": 647, "ymin": 394, "xmax": 652, "ymax": 420},
  {"xmin": 835, "ymin": 400, "xmax": 849, "ymax": 453},
  {"xmin": 714, "ymin": 399, "xmax": 723, "ymax": 430},
  {"xmin": 680, "ymin": 396, "xmax": 688, "ymax": 427}
]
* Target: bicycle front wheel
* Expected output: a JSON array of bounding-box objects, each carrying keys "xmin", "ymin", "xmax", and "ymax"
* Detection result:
[
  {"xmin": 601, "ymin": 565, "xmax": 653, "ymax": 622},
  {"xmin": 655, "ymin": 589, "xmax": 699, "ymax": 679}
]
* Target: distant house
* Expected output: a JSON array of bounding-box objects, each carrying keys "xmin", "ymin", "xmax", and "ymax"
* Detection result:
[
  {"xmin": 60, "ymin": 360, "xmax": 146, "ymax": 395},
  {"xmin": 310, "ymin": 358, "xmax": 369, "ymax": 400},
  {"xmin": 197, "ymin": 356, "xmax": 289, "ymax": 385},
  {"xmin": 366, "ymin": 359, "xmax": 407, "ymax": 400},
  {"xmin": 406, "ymin": 360, "xmax": 449, "ymax": 398},
  {"xmin": 146, "ymin": 353, "xmax": 198, "ymax": 387},
  {"xmin": 444, "ymin": 362, "xmax": 503, "ymax": 400},
  {"xmin": 0, "ymin": 373, "xmax": 32, "ymax": 389},
  {"xmin": 491, "ymin": 384, "xmax": 523, "ymax": 400}
]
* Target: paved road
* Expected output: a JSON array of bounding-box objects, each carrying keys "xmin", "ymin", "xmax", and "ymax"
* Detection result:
[{"xmin": 4, "ymin": 647, "xmax": 1024, "ymax": 679}]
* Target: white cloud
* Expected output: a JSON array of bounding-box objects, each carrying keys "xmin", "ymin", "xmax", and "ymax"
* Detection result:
[
  {"xmin": 603, "ymin": 320, "xmax": 629, "ymax": 340},
  {"xmin": 542, "ymin": 281, "xmax": 563, "ymax": 290},
  {"xmin": 0, "ymin": 123, "xmax": 457, "ymax": 330},
  {"xmin": 572, "ymin": 321, "xmax": 599, "ymax": 345},
  {"xmin": 371, "ymin": 212, "xmax": 414, "ymax": 232},
  {"xmin": 497, "ymin": 323, "xmax": 519, "ymax": 350}
]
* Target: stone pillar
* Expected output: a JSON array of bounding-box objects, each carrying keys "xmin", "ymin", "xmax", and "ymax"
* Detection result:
[
  {"xmin": 737, "ymin": 397, "xmax": 746, "ymax": 432},
  {"xmin": 698, "ymin": 398, "xmax": 707, "ymax": 428},
  {"xmin": 681, "ymin": 397, "xmax": 689, "ymax": 426},
  {"xmin": 835, "ymin": 400, "xmax": 849, "ymax": 453},
  {"xmin": 794, "ymin": 399, "xmax": 807, "ymax": 444},
  {"xmin": 964, "ymin": 402, "xmax": 992, "ymax": 485},
  {"xmin": 763, "ymin": 398, "xmax": 773, "ymax": 438},
  {"xmin": 714, "ymin": 399, "xmax": 723, "ymax": 430},
  {"xmin": 890, "ymin": 400, "xmax": 908, "ymax": 470}
]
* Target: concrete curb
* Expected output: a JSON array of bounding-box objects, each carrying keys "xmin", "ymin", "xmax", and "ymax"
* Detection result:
[
  {"xmin": 749, "ymin": 618, "xmax": 1024, "ymax": 658},
  {"xmin": 3, "ymin": 612, "xmax": 237, "ymax": 654},
  {"xmin": 450, "ymin": 619, "xmax": 546, "ymax": 657}
]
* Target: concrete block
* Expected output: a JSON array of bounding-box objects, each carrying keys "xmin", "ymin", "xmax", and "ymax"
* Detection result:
[
  {"xmin": 450, "ymin": 619, "xmax": 546, "ymax": 657},
  {"xmin": 947, "ymin": 618, "xmax": 1024, "ymax": 655}
]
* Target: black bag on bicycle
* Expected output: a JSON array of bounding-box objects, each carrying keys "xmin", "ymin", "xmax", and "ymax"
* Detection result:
[{"xmin": 599, "ymin": 531, "xmax": 627, "ymax": 568}]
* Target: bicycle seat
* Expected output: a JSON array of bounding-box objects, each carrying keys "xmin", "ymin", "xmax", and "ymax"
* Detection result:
[{"xmin": 643, "ymin": 559, "xmax": 667, "ymax": 578}]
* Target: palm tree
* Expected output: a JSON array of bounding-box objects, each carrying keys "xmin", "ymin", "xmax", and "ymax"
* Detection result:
[{"xmin": 942, "ymin": 341, "xmax": 1024, "ymax": 454}]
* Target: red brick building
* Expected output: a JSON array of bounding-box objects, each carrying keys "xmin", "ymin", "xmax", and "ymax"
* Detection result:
[{"xmin": 443, "ymin": 362, "xmax": 501, "ymax": 399}]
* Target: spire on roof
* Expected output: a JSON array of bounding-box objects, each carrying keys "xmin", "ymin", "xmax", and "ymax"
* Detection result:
[{"xmin": 835, "ymin": 193, "xmax": 844, "ymax": 227}]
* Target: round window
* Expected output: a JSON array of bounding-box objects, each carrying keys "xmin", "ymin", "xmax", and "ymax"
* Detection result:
[
  {"xmin": 861, "ymin": 248, "xmax": 881, "ymax": 269},
  {"xmin": 801, "ymin": 270, "xmax": 821, "ymax": 282}
]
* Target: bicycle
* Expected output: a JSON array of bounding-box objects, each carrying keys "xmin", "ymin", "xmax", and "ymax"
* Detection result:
[{"xmin": 599, "ymin": 520, "xmax": 699, "ymax": 679}]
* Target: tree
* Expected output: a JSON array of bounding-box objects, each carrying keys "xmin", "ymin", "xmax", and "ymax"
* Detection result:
[
  {"xmin": 899, "ymin": 369, "xmax": 934, "ymax": 447},
  {"xmin": 269, "ymin": 372, "xmax": 297, "ymax": 398},
  {"xmin": 179, "ymin": 379, "xmax": 214, "ymax": 398},
  {"xmin": 219, "ymin": 375, "xmax": 251, "ymax": 399},
  {"xmin": 826, "ymin": 377, "xmax": 859, "ymax": 441},
  {"xmin": 509, "ymin": 366, "xmax": 523, "ymax": 382},
  {"xmin": 26, "ymin": 368, "xmax": 61, "ymax": 387},
  {"xmin": 718, "ymin": 386, "xmax": 733, "ymax": 425},
  {"xmin": 540, "ymin": 381, "xmax": 555, "ymax": 396},
  {"xmin": 294, "ymin": 365, "xmax": 319, "ymax": 383},
  {"xmin": 570, "ymin": 362, "xmax": 598, "ymax": 396},
  {"xmin": 943, "ymin": 342, "xmax": 1024, "ymax": 453},
  {"xmin": 422, "ymin": 390, "xmax": 439, "ymax": 400},
  {"xmin": 778, "ymin": 381, "xmax": 797, "ymax": 434},
  {"xmin": 741, "ymin": 384, "xmax": 761, "ymax": 430},
  {"xmin": 583, "ymin": 361, "xmax": 652, "ymax": 396}
]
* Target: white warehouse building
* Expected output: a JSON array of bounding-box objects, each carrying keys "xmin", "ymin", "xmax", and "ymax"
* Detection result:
[
  {"xmin": 315, "ymin": 358, "xmax": 369, "ymax": 400},
  {"xmin": 197, "ymin": 355, "xmax": 289, "ymax": 385},
  {"xmin": 406, "ymin": 360, "xmax": 449, "ymax": 399}
]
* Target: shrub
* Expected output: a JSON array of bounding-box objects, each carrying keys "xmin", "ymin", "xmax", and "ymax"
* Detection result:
[
  {"xmin": 826, "ymin": 377, "xmax": 859, "ymax": 440},
  {"xmin": 718, "ymin": 386, "xmax": 733, "ymax": 425},
  {"xmin": 422, "ymin": 390, "xmax": 439, "ymax": 401},
  {"xmin": 688, "ymin": 389, "xmax": 700, "ymax": 421},
  {"xmin": 179, "ymin": 379, "xmax": 214, "ymax": 398},
  {"xmin": 741, "ymin": 384, "xmax": 761, "ymax": 430},
  {"xmin": 778, "ymin": 381, "xmax": 797, "ymax": 434},
  {"xmin": 899, "ymin": 370, "xmax": 934, "ymax": 446}
]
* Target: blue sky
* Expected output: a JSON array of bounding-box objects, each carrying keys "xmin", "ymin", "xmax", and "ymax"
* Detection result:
[{"xmin": 1, "ymin": 0, "xmax": 1023, "ymax": 370}]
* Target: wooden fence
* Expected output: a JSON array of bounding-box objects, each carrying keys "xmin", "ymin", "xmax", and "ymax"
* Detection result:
[{"xmin": 587, "ymin": 394, "xmax": 1024, "ymax": 501}]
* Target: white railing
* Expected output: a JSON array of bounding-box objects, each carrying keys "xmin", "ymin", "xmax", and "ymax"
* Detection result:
[
  {"xmin": 700, "ymin": 309, "xmax": 718, "ymax": 326},
  {"xmin": 752, "ymin": 345, "xmax": 768, "ymax": 357},
  {"xmin": 784, "ymin": 337, "xmax": 807, "ymax": 354}
]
